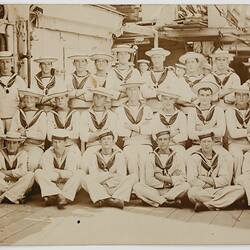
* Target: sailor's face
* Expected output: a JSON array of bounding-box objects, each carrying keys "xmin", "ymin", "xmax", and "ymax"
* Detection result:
[
  {"xmin": 40, "ymin": 62, "xmax": 52, "ymax": 74},
  {"xmin": 6, "ymin": 141, "xmax": 20, "ymax": 153},
  {"xmin": 151, "ymin": 55, "xmax": 165, "ymax": 68},
  {"xmin": 23, "ymin": 95, "xmax": 37, "ymax": 108},
  {"xmin": 198, "ymin": 89, "xmax": 213, "ymax": 106},
  {"xmin": 186, "ymin": 58, "xmax": 199, "ymax": 73},
  {"xmin": 52, "ymin": 139, "xmax": 66, "ymax": 152},
  {"xmin": 117, "ymin": 52, "xmax": 130, "ymax": 64},
  {"xmin": 138, "ymin": 63, "xmax": 148, "ymax": 74},
  {"xmin": 93, "ymin": 93, "xmax": 106, "ymax": 107},
  {"xmin": 95, "ymin": 59, "xmax": 108, "ymax": 71},
  {"xmin": 235, "ymin": 92, "xmax": 249, "ymax": 106},
  {"xmin": 126, "ymin": 86, "xmax": 140, "ymax": 101},
  {"xmin": 175, "ymin": 67, "xmax": 185, "ymax": 77},
  {"xmin": 160, "ymin": 95, "xmax": 176, "ymax": 109},
  {"xmin": 0, "ymin": 59, "xmax": 12, "ymax": 75},
  {"xmin": 100, "ymin": 135, "xmax": 114, "ymax": 149},
  {"xmin": 73, "ymin": 59, "xmax": 88, "ymax": 72},
  {"xmin": 215, "ymin": 57, "xmax": 229, "ymax": 71},
  {"xmin": 157, "ymin": 134, "xmax": 170, "ymax": 150},
  {"xmin": 200, "ymin": 137, "xmax": 213, "ymax": 152},
  {"xmin": 55, "ymin": 95, "xmax": 69, "ymax": 108}
]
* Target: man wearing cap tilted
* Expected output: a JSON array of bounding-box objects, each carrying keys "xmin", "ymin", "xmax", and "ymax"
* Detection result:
[
  {"xmin": 47, "ymin": 87, "xmax": 80, "ymax": 153},
  {"xmin": 187, "ymin": 81, "xmax": 233, "ymax": 180},
  {"xmin": 9, "ymin": 88, "xmax": 47, "ymax": 172},
  {"xmin": 105, "ymin": 44, "xmax": 142, "ymax": 108},
  {"xmin": 67, "ymin": 52, "xmax": 95, "ymax": 111},
  {"xmin": 35, "ymin": 129, "xmax": 84, "ymax": 209},
  {"xmin": 203, "ymin": 49, "xmax": 241, "ymax": 109},
  {"xmin": 134, "ymin": 129, "xmax": 189, "ymax": 207},
  {"xmin": 225, "ymin": 83, "xmax": 250, "ymax": 182},
  {"xmin": 33, "ymin": 56, "xmax": 64, "ymax": 111},
  {"xmin": 187, "ymin": 132, "xmax": 245, "ymax": 212},
  {"xmin": 151, "ymin": 88, "xmax": 188, "ymax": 154},
  {"xmin": 0, "ymin": 51, "xmax": 26, "ymax": 131},
  {"xmin": 80, "ymin": 86, "xmax": 117, "ymax": 171},
  {"xmin": 0, "ymin": 132, "xmax": 34, "ymax": 204},
  {"xmin": 137, "ymin": 59, "xmax": 150, "ymax": 76},
  {"xmin": 115, "ymin": 78, "xmax": 153, "ymax": 182},
  {"xmin": 84, "ymin": 130, "xmax": 137, "ymax": 209}
]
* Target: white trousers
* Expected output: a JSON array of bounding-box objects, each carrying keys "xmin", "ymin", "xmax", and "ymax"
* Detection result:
[
  {"xmin": 35, "ymin": 169, "xmax": 86, "ymax": 201},
  {"xmin": 84, "ymin": 174, "xmax": 137, "ymax": 203},
  {"xmin": 0, "ymin": 172, "xmax": 34, "ymax": 203},
  {"xmin": 133, "ymin": 182, "xmax": 190, "ymax": 207},
  {"xmin": 188, "ymin": 185, "xmax": 245, "ymax": 209}
]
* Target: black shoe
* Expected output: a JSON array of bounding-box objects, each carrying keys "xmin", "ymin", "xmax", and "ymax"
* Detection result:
[
  {"xmin": 94, "ymin": 200, "xmax": 104, "ymax": 208},
  {"xmin": 106, "ymin": 198, "xmax": 124, "ymax": 209},
  {"xmin": 194, "ymin": 202, "xmax": 208, "ymax": 212},
  {"xmin": 57, "ymin": 195, "xmax": 68, "ymax": 210},
  {"xmin": 18, "ymin": 197, "xmax": 27, "ymax": 204},
  {"xmin": 43, "ymin": 195, "xmax": 57, "ymax": 207}
]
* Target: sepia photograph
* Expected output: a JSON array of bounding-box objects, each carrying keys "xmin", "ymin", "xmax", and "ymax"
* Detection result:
[{"xmin": 1, "ymin": 2, "xmax": 250, "ymax": 245}]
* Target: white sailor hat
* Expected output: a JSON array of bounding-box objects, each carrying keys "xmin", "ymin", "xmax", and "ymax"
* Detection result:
[
  {"xmin": 152, "ymin": 127, "xmax": 171, "ymax": 141},
  {"xmin": 209, "ymin": 49, "xmax": 234, "ymax": 61},
  {"xmin": 157, "ymin": 87, "xmax": 180, "ymax": 99},
  {"xmin": 232, "ymin": 82, "xmax": 250, "ymax": 94},
  {"xmin": 18, "ymin": 87, "xmax": 43, "ymax": 101},
  {"xmin": 179, "ymin": 52, "xmax": 205, "ymax": 64},
  {"xmin": 68, "ymin": 50, "xmax": 90, "ymax": 61},
  {"xmin": 137, "ymin": 59, "xmax": 150, "ymax": 65},
  {"xmin": 0, "ymin": 51, "xmax": 14, "ymax": 60},
  {"xmin": 97, "ymin": 129, "xmax": 118, "ymax": 142},
  {"xmin": 33, "ymin": 56, "xmax": 58, "ymax": 64},
  {"xmin": 112, "ymin": 44, "xmax": 135, "ymax": 54},
  {"xmin": 91, "ymin": 48, "xmax": 114, "ymax": 62},
  {"xmin": 175, "ymin": 63, "xmax": 186, "ymax": 69},
  {"xmin": 145, "ymin": 47, "xmax": 171, "ymax": 58},
  {"xmin": 198, "ymin": 131, "xmax": 215, "ymax": 141},
  {"xmin": 88, "ymin": 86, "xmax": 114, "ymax": 98},
  {"xmin": 192, "ymin": 81, "xmax": 220, "ymax": 95},
  {"xmin": 2, "ymin": 132, "xmax": 26, "ymax": 142},
  {"xmin": 243, "ymin": 58, "xmax": 250, "ymax": 67},
  {"xmin": 121, "ymin": 75, "xmax": 144, "ymax": 88},
  {"xmin": 47, "ymin": 86, "xmax": 70, "ymax": 99},
  {"xmin": 51, "ymin": 129, "xmax": 69, "ymax": 140}
]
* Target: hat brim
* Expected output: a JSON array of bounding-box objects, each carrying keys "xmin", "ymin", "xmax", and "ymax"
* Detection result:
[
  {"xmin": 243, "ymin": 62, "xmax": 250, "ymax": 67},
  {"xmin": 0, "ymin": 56, "xmax": 14, "ymax": 60},
  {"xmin": 2, "ymin": 137, "xmax": 26, "ymax": 142},
  {"xmin": 175, "ymin": 63, "xmax": 186, "ymax": 69},
  {"xmin": 179, "ymin": 54, "xmax": 205, "ymax": 64},
  {"xmin": 89, "ymin": 89, "xmax": 114, "ymax": 98},
  {"xmin": 145, "ymin": 50, "xmax": 171, "ymax": 58},
  {"xmin": 121, "ymin": 83, "xmax": 144, "ymax": 88},
  {"xmin": 68, "ymin": 55, "xmax": 89, "ymax": 60},
  {"xmin": 34, "ymin": 58, "xmax": 58, "ymax": 63},
  {"xmin": 91, "ymin": 54, "xmax": 114, "ymax": 62},
  {"xmin": 19, "ymin": 90, "xmax": 43, "ymax": 101},
  {"xmin": 210, "ymin": 54, "xmax": 234, "ymax": 61},
  {"xmin": 232, "ymin": 88, "xmax": 250, "ymax": 94},
  {"xmin": 48, "ymin": 91, "xmax": 70, "ymax": 99},
  {"xmin": 192, "ymin": 82, "xmax": 220, "ymax": 95},
  {"xmin": 137, "ymin": 60, "xmax": 150, "ymax": 64},
  {"xmin": 112, "ymin": 48, "xmax": 135, "ymax": 54}
]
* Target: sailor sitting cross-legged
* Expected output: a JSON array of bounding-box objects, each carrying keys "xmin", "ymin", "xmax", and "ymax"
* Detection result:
[
  {"xmin": 83, "ymin": 129, "xmax": 137, "ymax": 209},
  {"xmin": 133, "ymin": 129, "xmax": 189, "ymax": 208},
  {"xmin": 0, "ymin": 132, "xmax": 34, "ymax": 204},
  {"xmin": 10, "ymin": 87, "xmax": 47, "ymax": 172},
  {"xmin": 187, "ymin": 131, "xmax": 245, "ymax": 212},
  {"xmin": 35, "ymin": 129, "xmax": 85, "ymax": 209}
]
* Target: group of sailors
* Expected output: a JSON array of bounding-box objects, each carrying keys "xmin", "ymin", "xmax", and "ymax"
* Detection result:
[{"xmin": 1, "ymin": 43, "xmax": 250, "ymax": 212}]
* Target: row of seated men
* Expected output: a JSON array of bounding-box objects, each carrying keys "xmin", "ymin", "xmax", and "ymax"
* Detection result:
[{"xmin": 0, "ymin": 80, "xmax": 250, "ymax": 212}]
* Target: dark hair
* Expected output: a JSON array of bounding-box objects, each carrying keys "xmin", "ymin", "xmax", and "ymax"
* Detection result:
[{"xmin": 198, "ymin": 87, "xmax": 213, "ymax": 95}]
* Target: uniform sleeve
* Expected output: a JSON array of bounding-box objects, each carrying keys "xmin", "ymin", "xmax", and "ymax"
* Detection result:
[
  {"xmin": 9, "ymin": 110, "xmax": 21, "ymax": 132},
  {"xmin": 213, "ymin": 155, "xmax": 230, "ymax": 188},
  {"xmin": 226, "ymin": 108, "xmax": 247, "ymax": 139},
  {"xmin": 115, "ymin": 107, "xmax": 130, "ymax": 137},
  {"xmin": 172, "ymin": 111, "xmax": 188, "ymax": 143},
  {"xmin": 39, "ymin": 149, "xmax": 54, "ymax": 171},
  {"xmin": 47, "ymin": 112, "xmax": 55, "ymax": 142},
  {"xmin": 26, "ymin": 112, "xmax": 47, "ymax": 140},
  {"xmin": 186, "ymin": 154, "xmax": 206, "ymax": 187},
  {"xmin": 211, "ymin": 107, "xmax": 226, "ymax": 137},
  {"xmin": 171, "ymin": 154, "xmax": 187, "ymax": 186},
  {"xmin": 79, "ymin": 111, "xmax": 90, "ymax": 142},
  {"xmin": 187, "ymin": 108, "xmax": 199, "ymax": 140},
  {"xmin": 224, "ymin": 73, "xmax": 241, "ymax": 104},
  {"xmin": 68, "ymin": 111, "xmax": 80, "ymax": 140},
  {"xmin": 11, "ymin": 151, "xmax": 28, "ymax": 178},
  {"xmin": 145, "ymin": 154, "xmax": 164, "ymax": 188},
  {"xmin": 140, "ymin": 106, "xmax": 153, "ymax": 135},
  {"xmin": 115, "ymin": 152, "xmax": 127, "ymax": 176}
]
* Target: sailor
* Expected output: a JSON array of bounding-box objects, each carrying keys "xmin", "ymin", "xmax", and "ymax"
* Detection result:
[
  {"xmin": 225, "ymin": 83, "xmax": 250, "ymax": 182},
  {"xmin": 0, "ymin": 132, "xmax": 34, "ymax": 204},
  {"xmin": 187, "ymin": 131, "xmax": 245, "ymax": 212},
  {"xmin": 35, "ymin": 129, "xmax": 84, "ymax": 209},
  {"xmin": 115, "ymin": 77, "xmax": 153, "ymax": 182},
  {"xmin": 47, "ymin": 87, "xmax": 80, "ymax": 153},
  {"xmin": 10, "ymin": 87, "xmax": 47, "ymax": 171},
  {"xmin": 33, "ymin": 56, "xmax": 64, "ymax": 111},
  {"xmin": 80, "ymin": 86, "xmax": 117, "ymax": 172},
  {"xmin": 84, "ymin": 130, "xmax": 137, "ymax": 209},
  {"xmin": 137, "ymin": 59, "xmax": 150, "ymax": 76},
  {"xmin": 0, "ymin": 51, "xmax": 26, "ymax": 131},
  {"xmin": 174, "ymin": 62, "xmax": 186, "ymax": 78},
  {"xmin": 105, "ymin": 44, "xmax": 142, "ymax": 108},
  {"xmin": 151, "ymin": 88, "xmax": 188, "ymax": 154},
  {"xmin": 203, "ymin": 49, "xmax": 241, "ymax": 110},
  {"xmin": 134, "ymin": 129, "xmax": 189, "ymax": 207}
]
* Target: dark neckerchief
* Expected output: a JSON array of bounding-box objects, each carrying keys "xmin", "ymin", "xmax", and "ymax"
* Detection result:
[
  {"xmin": 52, "ymin": 108, "xmax": 75, "ymax": 129},
  {"xmin": 195, "ymin": 105, "xmax": 215, "ymax": 124},
  {"xmin": 184, "ymin": 74, "xmax": 203, "ymax": 87},
  {"xmin": 113, "ymin": 66, "xmax": 133, "ymax": 83},
  {"xmin": 96, "ymin": 148, "xmax": 118, "ymax": 172},
  {"xmin": 123, "ymin": 102, "xmax": 144, "ymax": 125},
  {"xmin": 0, "ymin": 73, "xmax": 17, "ymax": 94},
  {"xmin": 159, "ymin": 111, "xmax": 178, "ymax": 127},
  {"xmin": 19, "ymin": 108, "xmax": 44, "ymax": 129},
  {"xmin": 72, "ymin": 71, "xmax": 90, "ymax": 89},
  {"xmin": 211, "ymin": 71, "xmax": 233, "ymax": 88},
  {"xmin": 35, "ymin": 71, "xmax": 56, "ymax": 95},
  {"xmin": 150, "ymin": 67, "xmax": 168, "ymax": 89},
  {"xmin": 234, "ymin": 106, "xmax": 250, "ymax": 128},
  {"xmin": 89, "ymin": 108, "xmax": 108, "ymax": 130},
  {"xmin": 1, "ymin": 148, "xmax": 19, "ymax": 170},
  {"xmin": 53, "ymin": 150, "xmax": 67, "ymax": 170}
]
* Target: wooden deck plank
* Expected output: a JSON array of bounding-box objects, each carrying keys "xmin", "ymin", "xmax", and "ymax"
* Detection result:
[
  {"xmin": 234, "ymin": 210, "xmax": 250, "ymax": 229},
  {"xmin": 168, "ymin": 208, "xmax": 194, "ymax": 222},
  {"xmin": 148, "ymin": 207, "xmax": 176, "ymax": 218},
  {"xmin": 210, "ymin": 209, "xmax": 243, "ymax": 227},
  {"xmin": 189, "ymin": 210, "xmax": 219, "ymax": 224}
]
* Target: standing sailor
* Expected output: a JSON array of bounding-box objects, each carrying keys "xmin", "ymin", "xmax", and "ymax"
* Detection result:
[
  {"xmin": 134, "ymin": 129, "xmax": 189, "ymax": 207},
  {"xmin": 137, "ymin": 59, "xmax": 150, "ymax": 76},
  {"xmin": 0, "ymin": 132, "xmax": 34, "ymax": 204},
  {"xmin": 10, "ymin": 88, "xmax": 47, "ymax": 171},
  {"xmin": 187, "ymin": 132, "xmax": 245, "ymax": 212},
  {"xmin": 0, "ymin": 51, "xmax": 26, "ymax": 131}
]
